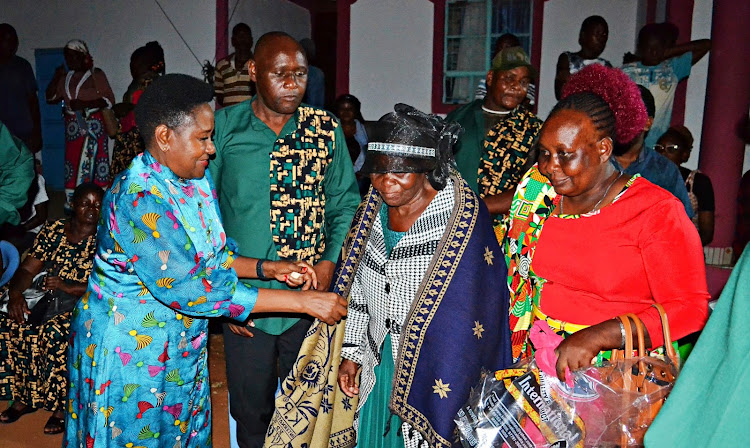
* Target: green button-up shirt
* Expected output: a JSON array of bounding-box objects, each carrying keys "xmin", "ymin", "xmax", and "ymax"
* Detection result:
[
  {"xmin": 0, "ymin": 122, "xmax": 33, "ymax": 226},
  {"xmin": 211, "ymin": 98, "xmax": 360, "ymax": 335}
]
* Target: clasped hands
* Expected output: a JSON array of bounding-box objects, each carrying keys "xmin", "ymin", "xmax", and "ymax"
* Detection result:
[
  {"xmin": 261, "ymin": 259, "xmax": 318, "ymax": 290},
  {"xmin": 228, "ymin": 259, "xmax": 338, "ymax": 338}
]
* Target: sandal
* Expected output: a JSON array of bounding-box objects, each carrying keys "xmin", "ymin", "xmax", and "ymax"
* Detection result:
[
  {"xmin": 0, "ymin": 404, "xmax": 37, "ymax": 423},
  {"xmin": 44, "ymin": 414, "xmax": 65, "ymax": 435}
]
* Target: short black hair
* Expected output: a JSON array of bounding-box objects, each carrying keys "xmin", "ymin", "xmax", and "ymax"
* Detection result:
[
  {"xmin": 232, "ymin": 23, "xmax": 252, "ymax": 37},
  {"xmin": 493, "ymin": 33, "xmax": 521, "ymax": 55},
  {"xmin": 254, "ymin": 31, "xmax": 300, "ymax": 58},
  {"xmin": 0, "ymin": 23, "xmax": 17, "ymax": 40},
  {"xmin": 658, "ymin": 128, "xmax": 691, "ymax": 148},
  {"xmin": 72, "ymin": 182, "xmax": 103, "ymax": 203},
  {"xmin": 637, "ymin": 23, "xmax": 677, "ymax": 49},
  {"xmin": 580, "ymin": 15, "xmax": 608, "ymax": 34},
  {"xmin": 637, "ymin": 85, "xmax": 655, "ymax": 118},
  {"xmin": 131, "ymin": 41, "xmax": 164, "ymax": 72},
  {"xmin": 135, "ymin": 74, "xmax": 214, "ymax": 147},
  {"xmin": 0, "ymin": 23, "xmax": 18, "ymax": 49},
  {"xmin": 334, "ymin": 94, "xmax": 364, "ymax": 121}
]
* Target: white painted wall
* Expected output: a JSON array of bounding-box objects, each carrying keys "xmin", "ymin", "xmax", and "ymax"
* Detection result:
[
  {"xmin": 349, "ymin": 0, "xmax": 434, "ymax": 120},
  {"xmin": 229, "ymin": 0, "xmax": 311, "ymax": 43},
  {"xmin": 5, "ymin": 0, "xmax": 215, "ymax": 103},
  {"xmin": 536, "ymin": 0, "xmax": 640, "ymax": 119},
  {"xmin": 683, "ymin": 0, "xmax": 712, "ymax": 170}
]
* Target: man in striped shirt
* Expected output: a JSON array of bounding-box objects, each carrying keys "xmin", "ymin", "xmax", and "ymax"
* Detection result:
[{"xmin": 214, "ymin": 23, "xmax": 256, "ymax": 107}]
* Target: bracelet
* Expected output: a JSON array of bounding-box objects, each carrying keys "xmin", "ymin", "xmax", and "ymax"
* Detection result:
[
  {"xmin": 256, "ymin": 259, "xmax": 271, "ymax": 281},
  {"xmin": 618, "ymin": 318, "xmax": 626, "ymax": 349}
]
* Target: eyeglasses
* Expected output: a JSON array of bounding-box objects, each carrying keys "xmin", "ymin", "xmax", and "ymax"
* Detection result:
[{"xmin": 653, "ymin": 144, "xmax": 680, "ymax": 152}]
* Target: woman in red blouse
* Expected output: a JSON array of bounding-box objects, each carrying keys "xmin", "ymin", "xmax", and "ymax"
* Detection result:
[{"xmin": 502, "ymin": 64, "xmax": 709, "ymax": 379}]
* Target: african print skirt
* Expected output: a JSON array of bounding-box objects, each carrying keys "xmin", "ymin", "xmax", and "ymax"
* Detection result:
[
  {"xmin": 64, "ymin": 109, "xmax": 110, "ymax": 207},
  {"xmin": 110, "ymin": 127, "xmax": 144, "ymax": 180},
  {"xmin": 0, "ymin": 312, "xmax": 71, "ymax": 412}
]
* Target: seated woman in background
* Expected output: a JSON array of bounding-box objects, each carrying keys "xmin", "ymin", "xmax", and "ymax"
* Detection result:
[
  {"xmin": 0, "ymin": 182, "xmax": 103, "ymax": 435},
  {"xmin": 501, "ymin": 65, "xmax": 709, "ymax": 377},
  {"xmin": 655, "ymin": 126, "xmax": 715, "ymax": 246}
]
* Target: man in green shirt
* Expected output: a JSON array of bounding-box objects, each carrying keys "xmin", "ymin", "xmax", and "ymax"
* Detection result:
[
  {"xmin": 447, "ymin": 47, "xmax": 542, "ymax": 218},
  {"xmin": 210, "ymin": 32, "xmax": 359, "ymax": 448}
]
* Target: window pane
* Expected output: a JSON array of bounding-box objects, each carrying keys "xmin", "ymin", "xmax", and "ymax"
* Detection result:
[
  {"xmin": 443, "ymin": 0, "xmax": 533, "ymax": 105},
  {"xmin": 491, "ymin": 0, "xmax": 533, "ymax": 54},
  {"xmin": 447, "ymin": 1, "xmax": 488, "ymax": 36},
  {"xmin": 444, "ymin": 75, "xmax": 476, "ymax": 104},
  {"xmin": 446, "ymin": 37, "xmax": 487, "ymax": 72}
]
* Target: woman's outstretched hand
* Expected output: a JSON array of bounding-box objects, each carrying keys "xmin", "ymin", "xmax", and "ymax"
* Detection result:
[
  {"xmin": 265, "ymin": 260, "xmax": 318, "ymax": 290},
  {"xmin": 299, "ymin": 291, "xmax": 347, "ymax": 325},
  {"xmin": 338, "ymin": 359, "xmax": 360, "ymax": 397}
]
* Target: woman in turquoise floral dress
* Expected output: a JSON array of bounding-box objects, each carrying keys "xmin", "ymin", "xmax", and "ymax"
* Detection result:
[{"xmin": 63, "ymin": 74, "xmax": 347, "ymax": 448}]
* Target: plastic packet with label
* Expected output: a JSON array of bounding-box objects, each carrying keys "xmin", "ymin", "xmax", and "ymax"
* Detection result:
[{"xmin": 455, "ymin": 356, "xmax": 675, "ymax": 448}]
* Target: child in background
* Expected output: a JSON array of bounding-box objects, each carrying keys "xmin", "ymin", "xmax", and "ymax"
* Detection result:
[
  {"xmin": 555, "ymin": 15, "xmax": 613, "ymax": 100},
  {"xmin": 621, "ymin": 23, "xmax": 711, "ymax": 149}
]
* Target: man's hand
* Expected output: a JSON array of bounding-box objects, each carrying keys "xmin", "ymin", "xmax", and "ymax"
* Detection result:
[
  {"xmin": 227, "ymin": 320, "xmax": 255, "ymax": 338},
  {"xmin": 313, "ymin": 260, "xmax": 336, "ymax": 291}
]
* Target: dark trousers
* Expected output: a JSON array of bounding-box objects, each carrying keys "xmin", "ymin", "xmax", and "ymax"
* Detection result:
[{"xmin": 223, "ymin": 316, "xmax": 313, "ymax": 448}]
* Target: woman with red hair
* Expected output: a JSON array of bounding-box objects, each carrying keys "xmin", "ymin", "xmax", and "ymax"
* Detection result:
[{"xmin": 501, "ymin": 64, "xmax": 709, "ymax": 378}]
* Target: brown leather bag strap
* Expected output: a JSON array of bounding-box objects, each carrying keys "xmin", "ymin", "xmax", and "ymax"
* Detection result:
[
  {"xmin": 621, "ymin": 315, "xmax": 634, "ymax": 356},
  {"xmin": 612, "ymin": 315, "xmax": 634, "ymax": 361},
  {"xmin": 652, "ymin": 303, "xmax": 679, "ymax": 365},
  {"xmin": 624, "ymin": 313, "xmax": 647, "ymax": 357}
]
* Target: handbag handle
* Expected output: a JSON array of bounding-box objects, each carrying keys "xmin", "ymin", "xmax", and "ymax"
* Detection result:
[
  {"xmin": 652, "ymin": 303, "xmax": 679, "ymax": 365},
  {"xmin": 613, "ymin": 315, "xmax": 633, "ymax": 361},
  {"xmin": 624, "ymin": 313, "xmax": 647, "ymax": 357}
]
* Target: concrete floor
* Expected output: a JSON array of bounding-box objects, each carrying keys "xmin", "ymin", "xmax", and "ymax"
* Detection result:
[{"xmin": 0, "ymin": 334, "xmax": 231, "ymax": 448}]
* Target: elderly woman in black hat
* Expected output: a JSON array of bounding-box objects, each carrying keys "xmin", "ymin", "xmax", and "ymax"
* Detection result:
[{"xmin": 266, "ymin": 104, "xmax": 512, "ymax": 448}]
